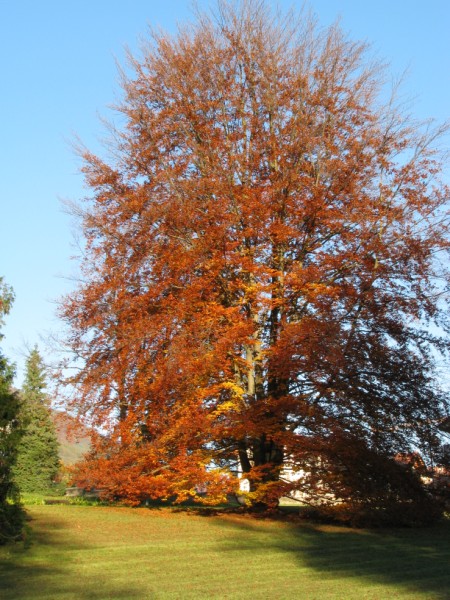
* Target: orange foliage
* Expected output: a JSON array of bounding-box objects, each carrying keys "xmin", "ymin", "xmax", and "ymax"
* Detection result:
[{"xmin": 60, "ymin": 1, "xmax": 449, "ymax": 520}]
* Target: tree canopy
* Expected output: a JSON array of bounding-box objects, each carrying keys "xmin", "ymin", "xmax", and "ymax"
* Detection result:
[{"xmin": 61, "ymin": 1, "xmax": 450, "ymax": 523}]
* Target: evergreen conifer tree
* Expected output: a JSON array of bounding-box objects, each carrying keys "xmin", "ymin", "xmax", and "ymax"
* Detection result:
[
  {"xmin": 0, "ymin": 278, "xmax": 23, "ymax": 542},
  {"xmin": 13, "ymin": 347, "xmax": 60, "ymax": 493}
]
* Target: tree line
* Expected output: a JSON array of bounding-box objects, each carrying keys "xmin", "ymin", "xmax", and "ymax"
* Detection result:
[{"xmin": 0, "ymin": 278, "xmax": 60, "ymax": 542}]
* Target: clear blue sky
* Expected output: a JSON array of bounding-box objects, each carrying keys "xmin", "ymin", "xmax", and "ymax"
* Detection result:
[{"xmin": 1, "ymin": 0, "xmax": 449, "ymax": 385}]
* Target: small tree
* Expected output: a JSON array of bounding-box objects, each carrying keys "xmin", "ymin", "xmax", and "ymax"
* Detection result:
[
  {"xmin": 0, "ymin": 279, "xmax": 23, "ymax": 542},
  {"xmin": 14, "ymin": 347, "xmax": 60, "ymax": 494}
]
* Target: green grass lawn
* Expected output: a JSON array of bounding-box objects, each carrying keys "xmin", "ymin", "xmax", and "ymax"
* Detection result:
[{"xmin": 0, "ymin": 504, "xmax": 449, "ymax": 599}]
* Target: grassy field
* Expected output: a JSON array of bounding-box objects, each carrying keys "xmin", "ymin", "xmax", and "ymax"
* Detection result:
[{"xmin": 0, "ymin": 503, "xmax": 449, "ymax": 599}]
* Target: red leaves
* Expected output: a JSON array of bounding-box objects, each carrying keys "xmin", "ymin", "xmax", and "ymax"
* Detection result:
[{"xmin": 61, "ymin": 2, "xmax": 449, "ymax": 518}]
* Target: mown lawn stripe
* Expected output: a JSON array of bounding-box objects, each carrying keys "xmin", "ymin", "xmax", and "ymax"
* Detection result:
[{"xmin": 0, "ymin": 505, "xmax": 448, "ymax": 599}]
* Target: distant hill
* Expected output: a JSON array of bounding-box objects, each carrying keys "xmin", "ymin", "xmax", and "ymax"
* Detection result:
[{"xmin": 52, "ymin": 411, "xmax": 91, "ymax": 465}]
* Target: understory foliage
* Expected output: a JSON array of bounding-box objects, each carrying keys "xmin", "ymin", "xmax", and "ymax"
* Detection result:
[
  {"xmin": 0, "ymin": 279, "xmax": 24, "ymax": 543},
  {"xmin": 13, "ymin": 347, "xmax": 60, "ymax": 494},
  {"xmin": 61, "ymin": 1, "xmax": 450, "ymax": 523}
]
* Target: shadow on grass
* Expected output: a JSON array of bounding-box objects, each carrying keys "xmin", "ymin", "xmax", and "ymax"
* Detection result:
[
  {"xmin": 0, "ymin": 513, "xmax": 145, "ymax": 600},
  {"xmin": 1, "ymin": 503, "xmax": 449, "ymax": 599},
  {"xmin": 207, "ymin": 513, "xmax": 450, "ymax": 598}
]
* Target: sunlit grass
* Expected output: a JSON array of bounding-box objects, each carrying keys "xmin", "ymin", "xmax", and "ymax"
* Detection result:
[
  {"xmin": 18, "ymin": 493, "xmax": 50, "ymax": 506},
  {"xmin": 0, "ymin": 503, "xmax": 448, "ymax": 599}
]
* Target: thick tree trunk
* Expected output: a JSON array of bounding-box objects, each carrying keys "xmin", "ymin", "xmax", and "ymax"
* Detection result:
[{"xmin": 237, "ymin": 434, "xmax": 284, "ymax": 509}]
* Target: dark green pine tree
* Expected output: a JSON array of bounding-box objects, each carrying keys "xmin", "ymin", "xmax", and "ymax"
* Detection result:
[
  {"xmin": 0, "ymin": 355, "xmax": 21, "ymax": 504},
  {"xmin": 13, "ymin": 347, "xmax": 60, "ymax": 493},
  {"xmin": 0, "ymin": 278, "xmax": 24, "ymax": 542}
]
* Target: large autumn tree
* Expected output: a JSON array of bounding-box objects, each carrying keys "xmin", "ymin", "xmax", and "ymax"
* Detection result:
[{"xmin": 61, "ymin": 1, "xmax": 450, "ymax": 522}]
